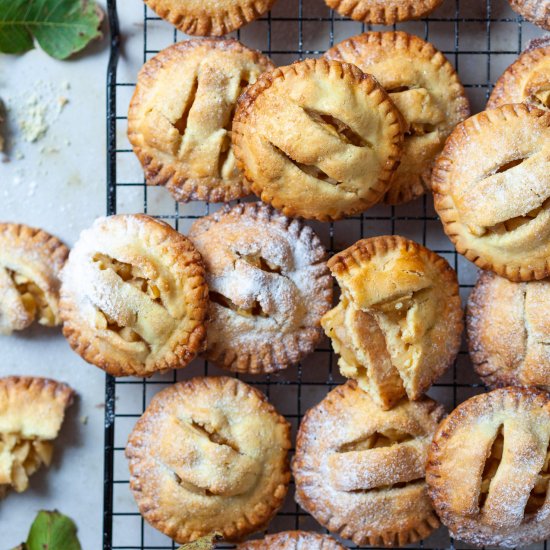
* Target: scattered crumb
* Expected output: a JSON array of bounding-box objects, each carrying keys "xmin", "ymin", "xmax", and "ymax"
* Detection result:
[
  {"xmin": 14, "ymin": 151, "xmax": 24, "ymax": 160},
  {"xmin": 95, "ymin": 402, "xmax": 105, "ymax": 409},
  {"xmin": 80, "ymin": 415, "xmax": 89, "ymax": 425}
]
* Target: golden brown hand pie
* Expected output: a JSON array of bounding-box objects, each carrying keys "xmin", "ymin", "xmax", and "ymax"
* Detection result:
[
  {"xmin": 509, "ymin": 0, "xmax": 550, "ymax": 30},
  {"xmin": 293, "ymin": 381, "xmax": 445, "ymax": 547},
  {"xmin": 126, "ymin": 376, "xmax": 291, "ymax": 543},
  {"xmin": 467, "ymin": 270, "xmax": 550, "ymax": 389},
  {"xmin": 433, "ymin": 103, "xmax": 550, "ymax": 282},
  {"xmin": 321, "ymin": 236, "xmax": 462, "ymax": 410},
  {"xmin": 0, "ymin": 376, "xmax": 73, "ymax": 497},
  {"xmin": 232, "ymin": 58, "xmax": 404, "ymax": 221},
  {"xmin": 0, "ymin": 223, "xmax": 68, "ymax": 335},
  {"xmin": 326, "ymin": 31, "xmax": 470, "ymax": 204},
  {"xmin": 238, "ymin": 531, "xmax": 345, "ymax": 549},
  {"xmin": 189, "ymin": 203, "xmax": 332, "ymax": 374},
  {"xmin": 488, "ymin": 44, "xmax": 550, "ymax": 110},
  {"xmin": 324, "ymin": 0, "xmax": 442, "ymax": 24},
  {"xmin": 427, "ymin": 387, "xmax": 550, "ymax": 547},
  {"xmin": 60, "ymin": 214, "xmax": 208, "ymax": 377},
  {"xmin": 144, "ymin": 0, "xmax": 275, "ymax": 36},
  {"xmin": 128, "ymin": 39, "xmax": 274, "ymax": 202}
]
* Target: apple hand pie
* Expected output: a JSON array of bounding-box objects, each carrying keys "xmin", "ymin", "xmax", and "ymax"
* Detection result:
[
  {"xmin": 189, "ymin": 203, "xmax": 332, "ymax": 374},
  {"xmin": 126, "ymin": 376, "xmax": 291, "ymax": 543},
  {"xmin": 326, "ymin": 31, "xmax": 469, "ymax": 204},
  {"xmin": 237, "ymin": 531, "xmax": 346, "ymax": 549},
  {"xmin": 321, "ymin": 236, "xmax": 462, "ymax": 410},
  {"xmin": 467, "ymin": 271, "xmax": 550, "ymax": 389},
  {"xmin": 508, "ymin": 0, "xmax": 550, "ymax": 30},
  {"xmin": 60, "ymin": 214, "xmax": 208, "ymax": 377},
  {"xmin": 0, "ymin": 376, "xmax": 74, "ymax": 498},
  {"xmin": 128, "ymin": 39, "xmax": 274, "ymax": 203},
  {"xmin": 233, "ymin": 58, "xmax": 404, "ymax": 221},
  {"xmin": 427, "ymin": 387, "xmax": 550, "ymax": 547},
  {"xmin": 0, "ymin": 223, "xmax": 68, "ymax": 335},
  {"xmin": 293, "ymin": 381, "xmax": 445, "ymax": 547},
  {"xmin": 433, "ymin": 103, "xmax": 550, "ymax": 281}
]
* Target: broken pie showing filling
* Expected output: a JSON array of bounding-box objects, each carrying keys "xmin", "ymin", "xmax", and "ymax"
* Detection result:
[
  {"xmin": 325, "ymin": 31, "xmax": 470, "ymax": 204},
  {"xmin": 293, "ymin": 381, "xmax": 445, "ymax": 547},
  {"xmin": 0, "ymin": 376, "xmax": 74, "ymax": 497},
  {"xmin": 488, "ymin": 44, "xmax": 550, "ymax": 110},
  {"xmin": 427, "ymin": 387, "xmax": 550, "ymax": 547},
  {"xmin": 189, "ymin": 202, "xmax": 332, "ymax": 374},
  {"xmin": 232, "ymin": 58, "xmax": 404, "ymax": 221},
  {"xmin": 128, "ymin": 39, "xmax": 274, "ymax": 203},
  {"xmin": 0, "ymin": 223, "xmax": 68, "ymax": 335},
  {"xmin": 433, "ymin": 103, "xmax": 550, "ymax": 282},
  {"xmin": 60, "ymin": 214, "xmax": 208, "ymax": 377},
  {"xmin": 321, "ymin": 235, "xmax": 463, "ymax": 410},
  {"xmin": 467, "ymin": 271, "xmax": 550, "ymax": 389},
  {"xmin": 126, "ymin": 376, "xmax": 291, "ymax": 543}
]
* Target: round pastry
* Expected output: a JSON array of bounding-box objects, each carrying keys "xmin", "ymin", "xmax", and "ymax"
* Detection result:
[
  {"xmin": 427, "ymin": 387, "xmax": 550, "ymax": 547},
  {"xmin": 60, "ymin": 214, "xmax": 208, "ymax": 377},
  {"xmin": 293, "ymin": 381, "xmax": 445, "ymax": 547},
  {"xmin": 432, "ymin": 103, "xmax": 550, "ymax": 282},
  {"xmin": 238, "ymin": 531, "xmax": 345, "ymax": 549},
  {"xmin": 467, "ymin": 270, "xmax": 550, "ymax": 389},
  {"xmin": 0, "ymin": 223, "xmax": 68, "ymax": 335},
  {"xmin": 189, "ymin": 203, "xmax": 332, "ymax": 374},
  {"xmin": 321, "ymin": 236, "xmax": 462, "ymax": 410},
  {"xmin": 325, "ymin": 31, "xmax": 470, "ymax": 204},
  {"xmin": 324, "ymin": 0, "xmax": 442, "ymax": 25},
  {"xmin": 126, "ymin": 376, "xmax": 291, "ymax": 543},
  {"xmin": 128, "ymin": 39, "xmax": 274, "ymax": 202},
  {"xmin": 0, "ymin": 376, "xmax": 73, "ymax": 497},
  {"xmin": 509, "ymin": 0, "xmax": 549, "ymax": 30},
  {"xmin": 232, "ymin": 58, "xmax": 404, "ymax": 221},
  {"xmin": 488, "ymin": 44, "xmax": 550, "ymax": 110},
  {"xmin": 143, "ymin": 0, "xmax": 276, "ymax": 36}
]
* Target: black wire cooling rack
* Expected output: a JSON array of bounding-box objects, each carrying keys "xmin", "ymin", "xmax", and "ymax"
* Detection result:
[{"xmin": 103, "ymin": 1, "xmax": 546, "ymax": 548}]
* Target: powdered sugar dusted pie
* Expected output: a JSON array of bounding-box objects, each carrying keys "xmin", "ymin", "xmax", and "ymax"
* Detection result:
[
  {"xmin": 238, "ymin": 531, "xmax": 345, "ymax": 549},
  {"xmin": 488, "ymin": 44, "xmax": 550, "ymax": 110},
  {"xmin": 427, "ymin": 387, "xmax": 550, "ymax": 547},
  {"xmin": 433, "ymin": 103, "xmax": 550, "ymax": 281},
  {"xmin": 144, "ymin": 0, "xmax": 276, "ymax": 36},
  {"xmin": 189, "ymin": 203, "xmax": 332, "ymax": 373},
  {"xmin": 0, "ymin": 223, "xmax": 68, "ymax": 335},
  {"xmin": 508, "ymin": 0, "xmax": 550, "ymax": 30},
  {"xmin": 232, "ymin": 59, "xmax": 404, "ymax": 221},
  {"xmin": 126, "ymin": 376, "xmax": 291, "ymax": 543},
  {"xmin": 324, "ymin": 0, "xmax": 442, "ymax": 24},
  {"xmin": 128, "ymin": 39, "xmax": 274, "ymax": 202},
  {"xmin": 293, "ymin": 381, "xmax": 445, "ymax": 547},
  {"xmin": 0, "ymin": 376, "xmax": 73, "ymax": 497},
  {"xmin": 326, "ymin": 32, "xmax": 469, "ymax": 204},
  {"xmin": 60, "ymin": 214, "xmax": 208, "ymax": 377},
  {"xmin": 321, "ymin": 236, "xmax": 462, "ymax": 410},
  {"xmin": 467, "ymin": 270, "xmax": 550, "ymax": 389}
]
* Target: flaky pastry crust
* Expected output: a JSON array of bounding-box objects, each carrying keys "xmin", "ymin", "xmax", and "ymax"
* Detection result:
[
  {"xmin": 293, "ymin": 381, "xmax": 444, "ymax": 547},
  {"xmin": 60, "ymin": 214, "xmax": 208, "ymax": 377},
  {"xmin": 128, "ymin": 39, "xmax": 274, "ymax": 202},
  {"xmin": 326, "ymin": 31, "xmax": 469, "ymax": 204},
  {"xmin": 144, "ymin": 0, "xmax": 276, "ymax": 36},
  {"xmin": 237, "ymin": 531, "xmax": 346, "ymax": 549},
  {"xmin": 432, "ymin": 103, "xmax": 550, "ymax": 281},
  {"xmin": 427, "ymin": 387, "xmax": 550, "ymax": 547},
  {"xmin": 232, "ymin": 58, "xmax": 404, "ymax": 221},
  {"xmin": 509, "ymin": 0, "xmax": 550, "ymax": 30},
  {"xmin": 0, "ymin": 376, "xmax": 74, "ymax": 497},
  {"xmin": 488, "ymin": 45, "xmax": 550, "ymax": 110},
  {"xmin": 321, "ymin": 235, "xmax": 462, "ymax": 409},
  {"xmin": 126, "ymin": 376, "xmax": 291, "ymax": 543},
  {"xmin": 189, "ymin": 203, "xmax": 332, "ymax": 374},
  {"xmin": 467, "ymin": 270, "xmax": 550, "ymax": 389},
  {"xmin": 0, "ymin": 223, "xmax": 68, "ymax": 335}
]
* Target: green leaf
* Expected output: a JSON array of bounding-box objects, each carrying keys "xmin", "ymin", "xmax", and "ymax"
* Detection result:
[
  {"xmin": 178, "ymin": 533, "xmax": 222, "ymax": 550},
  {"xmin": 0, "ymin": 0, "xmax": 103, "ymax": 60},
  {"xmin": 26, "ymin": 510, "xmax": 82, "ymax": 550}
]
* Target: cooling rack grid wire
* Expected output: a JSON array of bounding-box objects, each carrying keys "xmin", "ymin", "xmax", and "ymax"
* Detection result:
[{"xmin": 103, "ymin": 0, "xmax": 546, "ymax": 548}]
